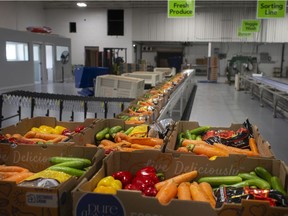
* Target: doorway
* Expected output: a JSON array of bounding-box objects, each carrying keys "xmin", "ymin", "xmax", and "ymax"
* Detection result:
[
  {"xmin": 33, "ymin": 44, "xmax": 42, "ymax": 84},
  {"xmin": 157, "ymin": 52, "xmax": 183, "ymax": 72},
  {"xmin": 85, "ymin": 46, "xmax": 100, "ymax": 67},
  {"xmin": 45, "ymin": 45, "xmax": 54, "ymax": 83}
]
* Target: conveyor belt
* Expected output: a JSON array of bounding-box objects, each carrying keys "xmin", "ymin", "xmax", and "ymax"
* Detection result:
[
  {"xmin": 239, "ymin": 75, "xmax": 288, "ymax": 118},
  {"xmin": 252, "ymin": 76, "xmax": 288, "ymax": 93}
]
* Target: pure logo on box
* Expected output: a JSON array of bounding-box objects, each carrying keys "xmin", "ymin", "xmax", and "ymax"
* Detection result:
[{"xmin": 76, "ymin": 193, "xmax": 125, "ymax": 216}]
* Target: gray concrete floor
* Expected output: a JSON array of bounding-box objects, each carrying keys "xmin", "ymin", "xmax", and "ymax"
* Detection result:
[
  {"xmin": 1, "ymin": 76, "xmax": 287, "ymax": 164},
  {"xmin": 190, "ymin": 76, "xmax": 288, "ymax": 164}
]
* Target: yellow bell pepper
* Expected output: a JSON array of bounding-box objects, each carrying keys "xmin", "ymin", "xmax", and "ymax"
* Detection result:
[
  {"xmin": 93, "ymin": 176, "xmax": 122, "ymax": 194},
  {"xmin": 39, "ymin": 125, "xmax": 56, "ymax": 134},
  {"xmin": 54, "ymin": 126, "xmax": 67, "ymax": 135}
]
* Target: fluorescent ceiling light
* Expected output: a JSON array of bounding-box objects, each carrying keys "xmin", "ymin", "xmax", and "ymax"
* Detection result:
[{"xmin": 77, "ymin": 2, "xmax": 87, "ymax": 7}]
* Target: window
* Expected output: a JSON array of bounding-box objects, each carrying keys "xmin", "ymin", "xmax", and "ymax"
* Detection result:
[
  {"xmin": 6, "ymin": 41, "xmax": 29, "ymax": 61},
  {"xmin": 56, "ymin": 46, "xmax": 69, "ymax": 61},
  {"xmin": 107, "ymin": 9, "xmax": 124, "ymax": 36}
]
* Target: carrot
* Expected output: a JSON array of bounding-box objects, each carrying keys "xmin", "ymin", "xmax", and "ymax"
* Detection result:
[
  {"xmin": 23, "ymin": 131, "xmax": 37, "ymax": 138},
  {"xmin": 155, "ymin": 170, "xmax": 198, "ymax": 191},
  {"xmin": 213, "ymin": 143, "xmax": 259, "ymax": 157},
  {"xmin": 0, "ymin": 172, "xmax": 21, "ymax": 180},
  {"xmin": 199, "ymin": 182, "xmax": 216, "ymax": 208},
  {"xmin": 125, "ymin": 120, "xmax": 146, "ymax": 125},
  {"xmin": 190, "ymin": 182, "xmax": 211, "ymax": 206},
  {"xmin": 100, "ymin": 139, "xmax": 118, "ymax": 146},
  {"xmin": 130, "ymin": 144, "xmax": 155, "ymax": 149},
  {"xmin": 118, "ymin": 147, "xmax": 138, "ymax": 152},
  {"xmin": 25, "ymin": 131, "xmax": 67, "ymax": 141},
  {"xmin": 176, "ymin": 146, "xmax": 189, "ymax": 152},
  {"xmin": 3, "ymin": 172, "xmax": 34, "ymax": 184},
  {"xmin": 249, "ymin": 137, "xmax": 259, "ymax": 154},
  {"xmin": 0, "ymin": 165, "xmax": 29, "ymax": 173},
  {"xmin": 182, "ymin": 139, "xmax": 211, "ymax": 147},
  {"xmin": 156, "ymin": 180, "xmax": 178, "ymax": 205},
  {"xmin": 177, "ymin": 182, "xmax": 192, "ymax": 200},
  {"xmin": 129, "ymin": 137, "xmax": 164, "ymax": 147},
  {"xmin": 188, "ymin": 144, "xmax": 229, "ymax": 157},
  {"xmin": 47, "ymin": 136, "xmax": 66, "ymax": 143},
  {"xmin": 85, "ymin": 143, "xmax": 97, "ymax": 147}
]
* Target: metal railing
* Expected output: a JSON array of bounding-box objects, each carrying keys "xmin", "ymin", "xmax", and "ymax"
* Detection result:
[{"xmin": 0, "ymin": 90, "xmax": 133, "ymax": 128}]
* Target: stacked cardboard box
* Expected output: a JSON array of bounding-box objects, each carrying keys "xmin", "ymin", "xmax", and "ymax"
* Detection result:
[
  {"xmin": 73, "ymin": 151, "xmax": 287, "ymax": 216},
  {"xmin": 0, "ymin": 144, "xmax": 104, "ymax": 216}
]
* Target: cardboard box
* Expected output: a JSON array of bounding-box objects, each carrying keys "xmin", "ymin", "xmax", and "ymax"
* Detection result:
[
  {"xmin": 73, "ymin": 151, "xmax": 287, "ymax": 216},
  {"xmin": 70, "ymin": 119, "xmax": 169, "ymax": 152},
  {"xmin": 0, "ymin": 144, "xmax": 105, "ymax": 216},
  {"xmin": 0, "ymin": 116, "xmax": 97, "ymax": 140},
  {"xmin": 165, "ymin": 121, "xmax": 275, "ymax": 158},
  {"xmin": 69, "ymin": 119, "xmax": 128, "ymax": 146}
]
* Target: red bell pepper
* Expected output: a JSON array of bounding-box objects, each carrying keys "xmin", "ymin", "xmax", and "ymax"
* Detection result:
[
  {"xmin": 112, "ymin": 171, "xmax": 133, "ymax": 187},
  {"xmin": 130, "ymin": 166, "xmax": 164, "ymax": 196}
]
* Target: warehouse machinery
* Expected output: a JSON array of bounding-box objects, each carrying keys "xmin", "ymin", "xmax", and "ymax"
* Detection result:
[{"xmin": 226, "ymin": 55, "xmax": 257, "ymax": 85}]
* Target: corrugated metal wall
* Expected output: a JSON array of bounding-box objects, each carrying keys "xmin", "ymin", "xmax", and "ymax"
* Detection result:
[{"xmin": 132, "ymin": 7, "xmax": 288, "ymax": 43}]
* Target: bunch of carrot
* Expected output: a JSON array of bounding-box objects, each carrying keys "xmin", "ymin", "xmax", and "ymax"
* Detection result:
[
  {"xmin": 5, "ymin": 131, "xmax": 68, "ymax": 144},
  {"xmin": 87, "ymin": 132, "xmax": 164, "ymax": 153},
  {"xmin": 0, "ymin": 165, "xmax": 34, "ymax": 184},
  {"xmin": 177, "ymin": 139, "xmax": 260, "ymax": 158},
  {"xmin": 154, "ymin": 170, "xmax": 216, "ymax": 208}
]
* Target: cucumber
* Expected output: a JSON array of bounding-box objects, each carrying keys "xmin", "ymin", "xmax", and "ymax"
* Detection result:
[
  {"xmin": 238, "ymin": 173, "xmax": 261, "ymax": 180},
  {"xmin": 95, "ymin": 127, "xmax": 110, "ymax": 141},
  {"xmin": 190, "ymin": 126, "xmax": 211, "ymax": 135},
  {"xmin": 104, "ymin": 133, "xmax": 111, "ymax": 139},
  {"xmin": 47, "ymin": 166, "xmax": 85, "ymax": 177},
  {"xmin": 244, "ymin": 178, "xmax": 271, "ymax": 190},
  {"xmin": 176, "ymin": 132, "xmax": 185, "ymax": 148},
  {"xmin": 49, "ymin": 156, "xmax": 91, "ymax": 166},
  {"xmin": 221, "ymin": 181, "xmax": 249, "ymax": 188},
  {"xmin": 255, "ymin": 166, "xmax": 272, "ymax": 185},
  {"xmin": 109, "ymin": 125, "xmax": 123, "ymax": 135},
  {"xmin": 185, "ymin": 130, "xmax": 193, "ymax": 140},
  {"xmin": 52, "ymin": 160, "xmax": 90, "ymax": 169},
  {"xmin": 198, "ymin": 176, "xmax": 242, "ymax": 187},
  {"xmin": 124, "ymin": 127, "xmax": 134, "ymax": 135},
  {"xmin": 270, "ymin": 176, "xmax": 287, "ymax": 196}
]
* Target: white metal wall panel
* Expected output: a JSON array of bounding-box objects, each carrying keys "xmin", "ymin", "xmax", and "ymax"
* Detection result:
[
  {"xmin": 265, "ymin": 17, "xmax": 288, "ymax": 42},
  {"xmin": 132, "ymin": 7, "xmax": 287, "ymax": 43}
]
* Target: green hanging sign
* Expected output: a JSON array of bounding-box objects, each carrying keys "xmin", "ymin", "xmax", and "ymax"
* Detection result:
[
  {"xmin": 241, "ymin": 20, "xmax": 261, "ymax": 33},
  {"xmin": 237, "ymin": 27, "xmax": 253, "ymax": 38},
  {"xmin": 168, "ymin": 0, "xmax": 195, "ymax": 18},
  {"xmin": 257, "ymin": 0, "xmax": 286, "ymax": 18}
]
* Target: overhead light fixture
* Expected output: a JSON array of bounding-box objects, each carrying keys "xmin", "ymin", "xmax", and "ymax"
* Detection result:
[{"xmin": 77, "ymin": 2, "xmax": 87, "ymax": 7}]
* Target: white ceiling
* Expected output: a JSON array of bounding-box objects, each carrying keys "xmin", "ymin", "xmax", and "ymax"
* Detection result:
[{"xmin": 37, "ymin": 1, "xmax": 258, "ymax": 9}]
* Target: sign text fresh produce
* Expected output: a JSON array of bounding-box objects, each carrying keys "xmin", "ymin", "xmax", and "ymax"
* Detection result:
[{"xmin": 168, "ymin": 0, "xmax": 195, "ymax": 18}]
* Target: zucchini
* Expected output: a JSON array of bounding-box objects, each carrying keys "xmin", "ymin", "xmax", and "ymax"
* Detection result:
[
  {"xmin": 238, "ymin": 173, "xmax": 261, "ymax": 180},
  {"xmin": 124, "ymin": 127, "xmax": 134, "ymax": 135},
  {"xmin": 185, "ymin": 130, "xmax": 193, "ymax": 140},
  {"xmin": 47, "ymin": 166, "xmax": 85, "ymax": 177},
  {"xmin": 49, "ymin": 156, "xmax": 91, "ymax": 166},
  {"xmin": 270, "ymin": 176, "xmax": 287, "ymax": 195},
  {"xmin": 244, "ymin": 178, "xmax": 271, "ymax": 190},
  {"xmin": 52, "ymin": 160, "xmax": 90, "ymax": 169},
  {"xmin": 95, "ymin": 127, "xmax": 110, "ymax": 141},
  {"xmin": 221, "ymin": 181, "xmax": 249, "ymax": 188},
  {"xmin": 190, "ymin": 126, "xmax": 210, "ymax": 135},
  {"xmin": 255, "ymin": 166, "xmax": 272, "ymax": 185},
  {"xmin": 198, "ymin": 176, "xmax": 242, "ymax": 187},
  {"xmin": 109, "ymin": 125, "xmax": 123, "ymax": 135},
  {"xmin": 104, "ymin": 133, "xmax": 111, "ymax": 139}
]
